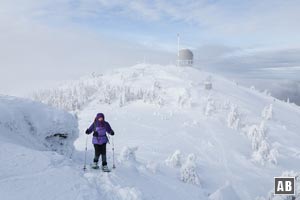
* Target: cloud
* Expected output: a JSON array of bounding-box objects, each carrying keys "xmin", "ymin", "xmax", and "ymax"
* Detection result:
[
  {"xmin": 67, "ymin": 0, "xmax": 300, "ymax": 46},
  {"xmin": 196, "ymin": 45, "xmax": 300, "ymax": 105},
  {"xmin": 204, "ymin": 47, "xmax": 300, "ymax": 76},
  {"xmin": 0, "ymin": 1, "xmax": 175, "ymax": 96},
  {"xmin": 0, "ymin": 22, "xmax": 174, "ymax": 95},
  {"xmin": 2, "ymin": 0, "xmax": 300, "ymax": 48},
  {"xmin": 1, "ymin": 0, "xmax": 300, "ymax": 99}
]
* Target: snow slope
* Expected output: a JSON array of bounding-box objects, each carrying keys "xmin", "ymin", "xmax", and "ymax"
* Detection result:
[
  {"xmin": 71, "ymin": 64, "xmax": 300, "ymax": 200},
  {"xmin": 3, "ymin": 64, "xmax": 300, "ymax": 200}
]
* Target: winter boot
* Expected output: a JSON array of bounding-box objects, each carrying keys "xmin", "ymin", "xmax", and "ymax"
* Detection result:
[
  {"xmin": 92, "ymin": 162, "xmax": 99, "ymax": 169},
  {"xmin": 102, "ymin": 165, "xmax": 110, "ymax": 172}
]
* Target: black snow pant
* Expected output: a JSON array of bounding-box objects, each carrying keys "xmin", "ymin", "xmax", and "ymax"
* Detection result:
[{"xmin": 93, "ymin": 143, "xmax": 107, "ymax": 166}]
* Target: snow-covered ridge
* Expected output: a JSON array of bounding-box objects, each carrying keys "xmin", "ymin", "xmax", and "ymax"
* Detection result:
[
  {"xmin": 32, "ymin": 64, "xmax": 298, "ymax": 112},
  {"xmin": 0, "ymin": 95, "xmax": 78, "ymax": 155},
  {"xmin": 32, "ymin": 64, "xmax": 216, "ymax": 110}
]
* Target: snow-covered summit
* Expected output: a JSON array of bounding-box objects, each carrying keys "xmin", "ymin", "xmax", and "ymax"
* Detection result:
[{"xmin": 31, "ymin": 64, "xmax": 256, "ymax": 110}]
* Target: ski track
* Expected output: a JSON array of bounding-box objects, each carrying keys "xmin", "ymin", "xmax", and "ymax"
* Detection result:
[{"xmin": 208, "ymin": 127, "xmax": 233, "ymax": 180}]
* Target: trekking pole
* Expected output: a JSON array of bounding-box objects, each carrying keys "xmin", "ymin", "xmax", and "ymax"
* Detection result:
[
  {"xmin": 83, "ymin": 135, "xmax": 88, "ymax": 171},
  {"xmin": 112, "ymin": 136, "xmax": 116, "ymax": 169}
]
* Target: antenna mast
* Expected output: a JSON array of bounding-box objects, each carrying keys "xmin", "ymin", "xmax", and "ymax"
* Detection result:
[
  {"xmin": 177, "ymin": 33, "xmax": 180, "ymax": 66},
  {"xmin": 177, "ymin": 33, "xmax": 180, "ymax": 56}
]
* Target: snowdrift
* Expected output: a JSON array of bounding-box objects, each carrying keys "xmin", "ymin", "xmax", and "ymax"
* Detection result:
[{"xmin": 0, "ymin": 95, "xmax": 78, "ymax": 155}]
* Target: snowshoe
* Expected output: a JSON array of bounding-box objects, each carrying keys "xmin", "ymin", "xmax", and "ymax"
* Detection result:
[
  {"xmin": 102, "ymin": 165, "xmax": 111, "ymax": 172},
  {"xmin": 91, "ymin": 162, "xmax": 99, "ymax": 169}
]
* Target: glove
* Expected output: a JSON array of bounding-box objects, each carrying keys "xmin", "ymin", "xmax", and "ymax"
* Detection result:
[
  {"xmin": 110, "ymin": 130, "xmax": 115, "ymax": 136},
  {"xmin": 85, "ymin": 129, "xmax": 90, "ymax": 135}
]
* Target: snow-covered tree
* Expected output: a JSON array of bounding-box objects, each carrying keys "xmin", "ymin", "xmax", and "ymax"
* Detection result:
[
  {"xmin": 248, "ymin": 123, "xmax": 265, "ymax": 151},
  {"xmin": 32, "ymin": 76, "xmax": 100, "ymax": 111},
  {"xmin": 180, "ymin": 154, "xmax": 200, "ymax": 185},
  {"xmin": 247, "ymin": 120, "xmax": 277, "ymax": 165},
  {"xmin": 262, "ymin": 104, "xmax": 273, "ymax": 120},
  {"xmin": 119, "ymin": 146, "xmax": 138, "ymax": 163},
  {"xmin": 252, "ymin": 140, "xmax": 277, "ymax": 165},
  {"xmin": 204, "ymin": 98, "xmax": 215, "ymax": 116},
  {"xmin": 165, "ymin": 150, "xmax": 182, "ymax": 168},
  {"xmin": 227, "ymin": 105, "xmax": 240, "ymax": 130},
  {"xmin": 177, "ymin": 89, "xmax": 191, "ymax": 108}
]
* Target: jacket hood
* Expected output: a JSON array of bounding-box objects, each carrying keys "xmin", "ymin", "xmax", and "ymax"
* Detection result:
[{"xmin": 95, "ymin": 113, "xmax": 105, "ymax": 121}]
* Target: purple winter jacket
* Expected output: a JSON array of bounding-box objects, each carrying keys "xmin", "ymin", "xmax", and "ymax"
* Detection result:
[{"xmin": 86, "ymin": 113, "xmax": 114, "ymax": 145}]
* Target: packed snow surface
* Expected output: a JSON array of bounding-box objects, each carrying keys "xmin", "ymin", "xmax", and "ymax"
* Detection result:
[{"xmin": 2, "ymin": 64, "xmax": 300, "ymax": 200}]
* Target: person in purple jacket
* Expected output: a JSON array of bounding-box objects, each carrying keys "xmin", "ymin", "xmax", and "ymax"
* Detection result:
[{"xmin": 85, "ymin": 113, "xmax": 114, "ymax": 171}]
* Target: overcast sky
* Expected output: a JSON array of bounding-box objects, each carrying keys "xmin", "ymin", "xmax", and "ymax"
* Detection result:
[{"xmin": 1, "ymin": 0, "xmax": 300, "ymax": 98}]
